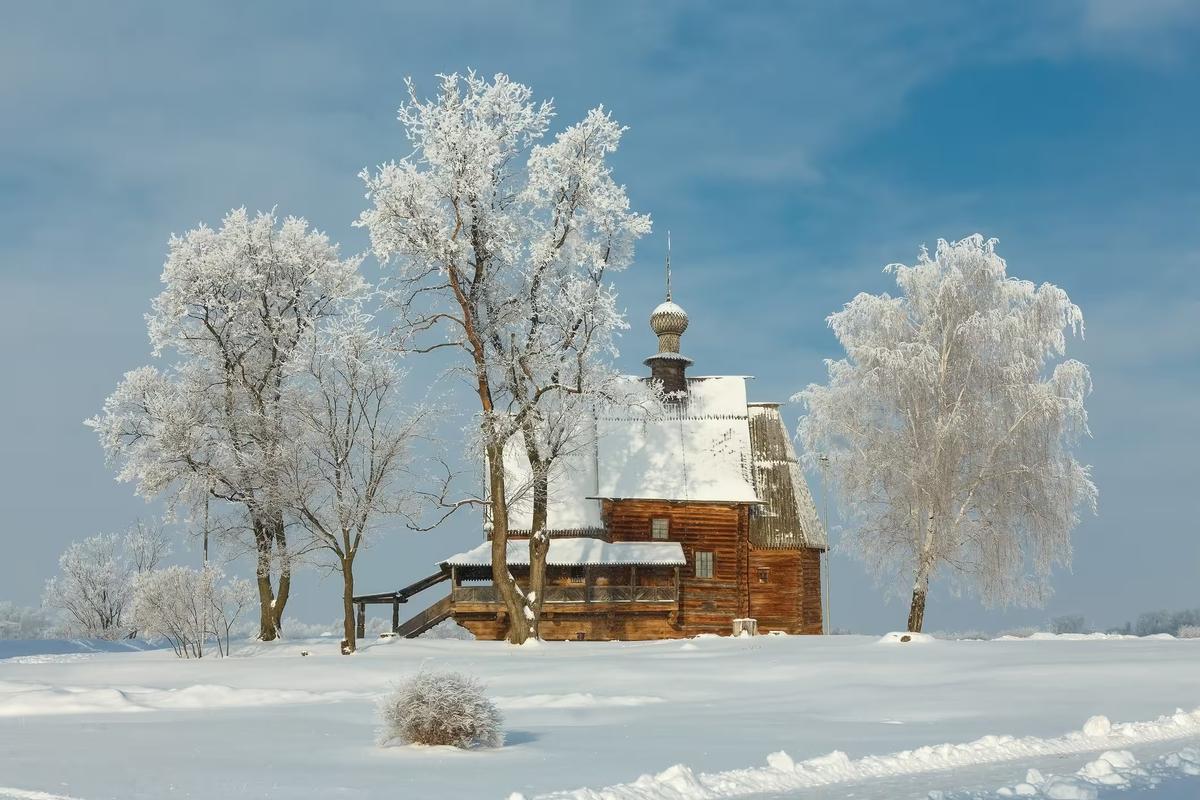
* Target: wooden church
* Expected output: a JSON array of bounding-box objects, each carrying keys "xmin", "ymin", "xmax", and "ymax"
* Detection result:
[
  {"xmin": 355, "ymin": 265, "xmax": 826, "ymax": 641},
  {"xmin": 435, "ymin": 274, "xmax": 827, "ymax": 640}
]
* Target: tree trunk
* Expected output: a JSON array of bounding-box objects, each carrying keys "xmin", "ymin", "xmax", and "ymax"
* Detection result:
[
  {"xmin": 526, "ymin": 470, "xmax": 550, "ymax": 639},
  {"xmin": 907, "ymin": 515, "xmax": 937, "ymax": 633},
  {"xmin": 271, "ymin": 516, "xmax": 290, "ymax": 635},
  {"xmin": 487, "ymin": 441, "xmax": 529, "ymax": 644},
  {"xmin": 251, "ymin": 510, "xmax": 289, "ymax": 641},
  {"xmin": 252, "ymin": 514, "xmax": 278, "ymax": 641},
  {"xmin": 907, "ymin": 584, "xmax": 928, "ymax": 633},
  {"xmin": 341, "ymin": 555, "xmax": 356, "ymax": 654}
]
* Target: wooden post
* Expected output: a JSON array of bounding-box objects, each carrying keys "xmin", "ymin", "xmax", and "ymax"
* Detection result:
[
  {"xmin": 392, "ymin": 599, "xmax": 400, "ymax": 633},
  {"xmin": 670, "ymin": 566, "xmax": 682, "ymax": 628},
  {"xmin": 356, "ymin": 602, "xmax": 365, "ymax": 639}
]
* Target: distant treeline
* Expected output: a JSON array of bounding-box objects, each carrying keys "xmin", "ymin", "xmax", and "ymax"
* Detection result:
[
  {"xmin": 926, "ymin": 609, "xmax": 1200, "ymax": 640},
  {"xmin": 1109, "ymin": 608, "xmax": 1200, "ymax": 637}
]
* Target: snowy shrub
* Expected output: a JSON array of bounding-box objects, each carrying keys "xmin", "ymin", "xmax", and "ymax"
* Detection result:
[
  {"xmin": 1050, "ymin": 615, "xmax": 1087, "ymax": 634},
  {"xmin": 997, "ymin": 626, "xmax": 1039, "ymax": 639},
  {"xmin": 0, "ymin": 602, "xmax": 54, "ymax": 639},
  {"xmin": 277, "ymin": 618, "xmax": 336, "ymax": 638},
  {"xmin": 1177, "ymin": 625, "xmax": 1200, "ymax": 639},
  {"xmin": 1135, "ymin": 610, "xmax": 1173, "ymax": 636},
  {"xmin": 1134, "ymin": 609, "xmax": 1200, "ymax": 636},
  {"xmin": 929, "ymin": 629, "xmax": 990, "ymax": 641},
  {"xmin": 418, "ymin": 619, "xmax": 475, "ymax": 641},
  {"xmin": 42, "ymin": 523, "xmax": 170, "ymax": 639},
  {"xmin": 131, "ymin": 565, "xmax": 255, "ymax": 658},
  {"xmin": 378, "ymin": 671, "xmax": 503, "ymax": 749}
]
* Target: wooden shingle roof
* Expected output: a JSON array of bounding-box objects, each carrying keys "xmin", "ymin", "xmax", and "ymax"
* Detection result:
[{"xmin": 747, "ymin": 403, "xmax": 827, "ymax": 550}]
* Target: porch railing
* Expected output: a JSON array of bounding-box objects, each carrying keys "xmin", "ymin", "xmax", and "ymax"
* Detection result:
[{"xmin": 452, "ymin": 585, "xmax": 677, "ymax": 604}]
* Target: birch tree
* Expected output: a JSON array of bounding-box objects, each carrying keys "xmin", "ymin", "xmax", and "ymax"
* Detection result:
[
  {"xmin": 358, "ymin": 72, "xmax": 651, "ymax": 642},
  {"xmin": 797, "ymin": 235, "xmax": 1097, "ymax": 632},
  {"xmin": 87, "ymin": 208, "xmax": 364, "ymax": 640},
  {"xmin": 286, "ymin": 309, "xmax": 426, "ymax": 653}
]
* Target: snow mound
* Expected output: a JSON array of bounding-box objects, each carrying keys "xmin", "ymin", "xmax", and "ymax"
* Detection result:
[
  {"xmin": 528, "ymin": 706, "xmax": 1200, "ymax": 799},
  {"xmin": 996, "ymin": 748, "xmax": 1200, "ymax": 798},
  {"xmin": 878, "ymin": 631, "xmax": 936, "ymax": 645},
  {"xmin": 493, "ymin": 693, "xmax": 664, "ymax": 710},
  {"xmin": 0, "ymin": 786, "xmax": 86, "ymax": 800},
  {"xmin": 0, "ymin": 682, "xmax": 145, "ymax": 717},
  {"xmin": 147, "ymin": 684, "xmax": 357, "ymax": 710},
  {"xmin": 0, "ymin": 681, "xmax": 357, "ymax": 717},
  {"xmin": 994, "ymin": 632, "xmax": 1178, "ymax": 642}
]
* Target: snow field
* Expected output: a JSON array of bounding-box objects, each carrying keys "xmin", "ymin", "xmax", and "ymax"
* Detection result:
[
  {"xmin": 0, "ymin": 680, "xmax": 363, "ymax": 717},
  {"xmin": 0, "ymin": 634, "xmax": 1197, "ymax": 799}
]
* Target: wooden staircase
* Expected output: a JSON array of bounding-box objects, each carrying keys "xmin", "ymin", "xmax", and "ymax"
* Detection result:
[
  {"xmin": 352, "ymin": 571, "xmax": 453, "ymax": 638},
  {"xmin": 394, "ymin": 594, "xmax": 452, "ymax": 638}
]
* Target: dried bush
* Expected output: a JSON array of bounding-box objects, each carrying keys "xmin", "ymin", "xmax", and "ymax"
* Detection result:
[
  {"xmin": 1177, "ymin": 625, "xmax": 1200, "ymax": 640},
  {"xmin": 379, "ymin": 670, "xmax": 503, "ymax": 749}
]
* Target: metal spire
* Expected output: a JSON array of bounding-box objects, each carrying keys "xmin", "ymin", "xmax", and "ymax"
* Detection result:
[{"xmin": 665, "ymin": 230, "xmax": 672, "ymax": 302}]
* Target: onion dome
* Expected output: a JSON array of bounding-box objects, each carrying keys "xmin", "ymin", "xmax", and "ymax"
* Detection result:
[
  {"xmin": 644, "ymin": 234, "xmax": 692, "ymax": 394},
  {"xmin": 650, "ymin": 300, "xmax": 689, "ymax": 339}
]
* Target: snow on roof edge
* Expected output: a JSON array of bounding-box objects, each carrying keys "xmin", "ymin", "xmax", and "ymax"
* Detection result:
[{"xmin": 440, "ymin": 538, "xmax": 687, "ymax": 568}]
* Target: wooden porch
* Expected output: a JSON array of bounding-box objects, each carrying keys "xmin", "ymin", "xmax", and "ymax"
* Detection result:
[{"xmin": 452, "ymin": 583, "xmax": 679, "ymax": 608}]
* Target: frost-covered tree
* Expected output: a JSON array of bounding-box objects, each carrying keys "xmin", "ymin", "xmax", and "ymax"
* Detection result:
[
  {"xmin": 0, "ymin": 602, "xmax": 54, "ymax": 640},
  {"xmin": 131, "ymin": 564, "xmax": 255, "ymax": 658},
  {"xmin": 358, "ymin": 72, "xmax": 651, "ymax": 642},
  {"xmin": 87, "ymin": 209, "xmax": 364, "ymax": 641},
  {"xmin": 285, "ymin": 308, "xmax": 426, "ymax": 653},
  {"xmin": 42, "ymin": 522, "xmax": 169, "ymax": 639},
  {"xmin": 797, "ymin": 235, "xmax": 1096, "ymax": 632}
]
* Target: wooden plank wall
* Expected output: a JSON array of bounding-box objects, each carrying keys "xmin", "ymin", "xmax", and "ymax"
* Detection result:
[
  {"xmin": 453, "ymin": 500, "xmax": 824, "ymax": 639},
  {"xmin": 455, "ymin": 611, "xmax": 679, "ymax": 641},
  {"xmin": 799, "ymin": 547, "xmax": 823, "ymax": 633},
  {"xmin": 604, "ymin": 499, "xmax": 749, "ymax": 636},
  {"xmin": 748, "ymin": 547, "xmax": 823, "ymax": 634}
]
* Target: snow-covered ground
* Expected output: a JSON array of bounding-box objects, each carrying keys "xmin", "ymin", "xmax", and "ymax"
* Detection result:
[{"xmin": 0, "ymin": 633, "xmax": 1197, "ymax": 799}]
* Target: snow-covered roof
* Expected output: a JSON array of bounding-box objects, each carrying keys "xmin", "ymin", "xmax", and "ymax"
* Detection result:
[
  {"xmin": 441, "ymin": 538, "xmax": 686, "ymax": 567},
  {"xmin": 595, "ymin": 415, "xmax": 757, "ymax": 502},
  {"xmin": 502, "ymin": 433, "xmax": 605, "ymax": 534},
  {"xmin": 597, "ymin": 376, "xmax": 757, "ymax": 503},
  {"xmin": 502, "ymin": 377, "xmax": 760, "ymax": 531}
]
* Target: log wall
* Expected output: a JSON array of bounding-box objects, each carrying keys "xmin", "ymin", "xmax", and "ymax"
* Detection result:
[
  {"xmin": 748, "ymin": 546, "xmax": 823, "ymax": 634},
  {"xmin": 455, "ymin": 610, "xmax": 680, "ymax": 641},
  {"xmin": 452, "ymin": 500, "xmax": 824, "ymax": 639},
  {"xmin": 603, "ymin": 499, "xmax": 750, "ymax": 636}
]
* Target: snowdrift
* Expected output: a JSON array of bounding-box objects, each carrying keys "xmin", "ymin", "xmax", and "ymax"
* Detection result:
[{"xmin": 524, "ymin": 707, "xmax": 1200, "ymax": 799}]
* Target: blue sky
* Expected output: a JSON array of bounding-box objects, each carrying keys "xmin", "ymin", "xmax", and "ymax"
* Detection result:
[{"xmin": 2, "ymin": 2, "xmax": 1197, "ymax": 633}]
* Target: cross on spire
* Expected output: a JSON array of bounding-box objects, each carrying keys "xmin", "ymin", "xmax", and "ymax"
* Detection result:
[{"xmin": 665, "ymin": 230, "xmax": 672, "ymax": 302}]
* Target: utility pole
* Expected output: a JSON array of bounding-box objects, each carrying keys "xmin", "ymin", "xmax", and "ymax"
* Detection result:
[{"xmin": 818, "ymin": 453, "xmax": 830, "ymax": 634}]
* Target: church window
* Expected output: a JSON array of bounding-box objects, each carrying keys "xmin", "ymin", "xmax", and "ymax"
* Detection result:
[{"xmin": 651, "ymin": 518, "xmax": 669, "ymax": 539}]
